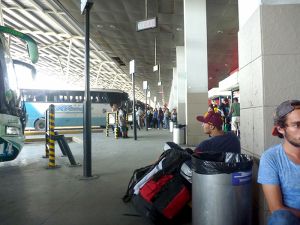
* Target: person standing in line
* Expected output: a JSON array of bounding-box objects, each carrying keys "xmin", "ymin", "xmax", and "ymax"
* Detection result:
[
  {"xmin": 258, "ymin": 100, "xmax": 300, "ymax": 225},
  {"xmin": 135, "ymin": 109, "xmax": 140, "ymax": 130},
  {"xmin": 228, "ymin": 97, "xmax": 240, "ymax": 135},
  {"xmin": 137, "ymin": 107, "xmax": 144, "ymax": 129},
  {"xmin": 208, "ymin": 104, "xmax": 214, "ymax": 112},
  {"xmin": 225, "ymin": 103, "xmax": 232, "ymax": 132},
  {"xmin": 111, "ymin": 103, "xmax": 118, "ymax": 132},
  {"xmin": 112, "ymin": 104, "xmax": 118, "ymax": 112},
  {"xmin": 219, "ymin": 98, "xmax": 228, "ymax": 129},
  {"xmin": 163, "ymin": 103, "xmax": 170, "ymax": 129},
  {"xmin": 147, "ymin": 107, "xmax": 152, "ymax": 129},
  {"xmin": 153, "ymin": 108, "xmax": 158, "ymax": 129},
  {"xmin": 172, "ymin": 108, "xmax": 177, "ymax": 122},
  {"xmin": 212, "ymin": 101, "xmax": 218, "ymax": 113},
  {"xmin": 158, "ymin": 108, "xmax": 164, "ymax": 129},
  {"xmin": 118, "ymin": 108, "xmax": 129, "ymax": 139}
]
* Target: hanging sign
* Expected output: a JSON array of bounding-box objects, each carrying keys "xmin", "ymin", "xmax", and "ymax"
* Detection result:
[
  {"xmin": 136, "ymin": 17, "xmax": 158, "ymax": 32},
  {"xmin": 159, "ymin": 91, "xmax": 164, "ymax": 94},
  {"xmin": 81, "ymin": 0, "xmax": 94, "ymax": 14},
  {"xmin": 158, "ymin": 81, "xmax": 162, "ymax": 86},
  {"xmin": 143, "ymin": 81, "xmax": 148, "ymax": 90},
  {"xmin": 147, "ymin": 91, "xmax": 151, "ymax": 97},
  {"xmin": 153, "ymin": 65, "xmax": 159, "ymax": 71},
  {"xmin": 130, "ymin": 59, "xmax": 136, "ymax": 74}
]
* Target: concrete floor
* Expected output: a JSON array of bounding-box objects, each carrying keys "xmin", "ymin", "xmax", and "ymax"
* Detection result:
[{"xmin": 0, "ymin": 128, "xmax": 191, "ymax": 225}]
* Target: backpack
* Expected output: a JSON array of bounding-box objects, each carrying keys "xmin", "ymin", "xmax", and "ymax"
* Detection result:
[
  {"xmin": 131, "ymin": 149, "xmax": 192, "ymax": 224},
  {"xmin": 122, "ymin": 164, "xmax": 152, "ymax": 203},
  {"xmin": 164, "ymin": 108, "xmax": 170, "ymax": 117}
]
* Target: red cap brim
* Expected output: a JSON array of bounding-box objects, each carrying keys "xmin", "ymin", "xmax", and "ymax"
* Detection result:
[
  {"xmin": 271, "ymin": 126, "xmax": 278, "ymax": 136},
  {"xmin": 197, "ymin": 116, "xmax": 205, "ymax": 122}
]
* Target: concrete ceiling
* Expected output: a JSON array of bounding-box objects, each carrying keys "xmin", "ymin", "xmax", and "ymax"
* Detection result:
[{"xmin": 1, "ymin": 0, "xmax": 239, "ymax": 106}]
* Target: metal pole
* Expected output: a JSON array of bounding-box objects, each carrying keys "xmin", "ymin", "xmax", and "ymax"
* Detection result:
[
  {"xmin": 155, "ymin": 38, "xmax": 156, "ymax": 65},
  {"xmin": 132, "ymin": 73, "xmax": 137, "ymax": 140},
  {"xmin": 43, "ymin": 109, "xmax": 49, "ymax": 158},
  {"xmin": 145, "ymin": 0, "xmax": 147, "ymax": 19},
  {"xmin": 83, "ymin": 7, "xmax": 92, "ymax": 177},
  {"xmin": 145, "ymin": 89, "xmax": 148, "ymax": 131}
]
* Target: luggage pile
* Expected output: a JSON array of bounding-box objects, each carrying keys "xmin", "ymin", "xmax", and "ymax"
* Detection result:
[{"xmin": 122, "ymin": 142, "xmax": 193, "ymax": 225}]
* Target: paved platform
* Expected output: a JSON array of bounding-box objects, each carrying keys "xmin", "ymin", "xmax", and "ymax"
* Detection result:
[{"xmin": 0, "ymin": 128, "xmax": 192, "ymax": 225}]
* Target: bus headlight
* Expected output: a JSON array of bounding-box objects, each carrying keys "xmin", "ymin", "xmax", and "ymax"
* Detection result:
[{"xmin": 6, "ymin": 126, "xmax": 20, "ymax": 135}]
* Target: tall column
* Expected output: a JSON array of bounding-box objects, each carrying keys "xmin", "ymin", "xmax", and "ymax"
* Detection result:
[
  {"xmin": 238, "ymin": 1, "xmax": 300, "ymax": 224},
  {"xmin": 168, "ymin": 80, "xmax": 174, "ymax": 109},
  {"xmin": 184, "ymin": 0, "xmax": 208, "ymax": 146},
  {"xmin": 176, "ymin": 46, "xmax": 186, "ymax": 125},
  {"xmin": 171, "ymin": 67, "xmax": 178, "ymax": 110}
]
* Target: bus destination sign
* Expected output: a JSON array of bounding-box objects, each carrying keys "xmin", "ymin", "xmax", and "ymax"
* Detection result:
[{"xmin": 136, "ymin": 17, "xmax": 157, "ymax": 32}]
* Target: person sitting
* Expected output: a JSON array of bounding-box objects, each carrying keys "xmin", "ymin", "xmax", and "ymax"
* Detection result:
[
  {"xmin": 195, "ymin": 110, "xmax": 240, "ymax": 153},
  {"xmin": 258, "ymin": 100, "xmax": 300, "ymax": 225}
]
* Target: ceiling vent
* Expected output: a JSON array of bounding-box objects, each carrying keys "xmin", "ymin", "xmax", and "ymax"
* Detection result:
[{"xmin": 111, "ymin": 57, "xmax": 126, "ymax": 66}]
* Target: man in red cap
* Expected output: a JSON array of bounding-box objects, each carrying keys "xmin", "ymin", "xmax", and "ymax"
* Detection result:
[
  {"xmin": 194, "ymin": 111, "xmax": 240, "ymax": 153},
  {"xmin": 258, "ymin": 100, "xmax": 300, "ymax": 225}
]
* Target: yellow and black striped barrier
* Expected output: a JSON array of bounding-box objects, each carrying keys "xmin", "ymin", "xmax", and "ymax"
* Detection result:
[
  {"xmin": 115, "ymin": 111, "xmax": 119, "ymax": 139},
  {"xmin": 106, "ymin": 112, "xmax": 109, "ymax": 137},
  {"xmin": 45, "ymin": 104, "xmax": 60, "ymax": 169},
  {"xmin": 106, "ymin": 112, "xmax": 119, "ymax": 138},
  {"xmin": 126, "ymin": 113, "xmax": 129, "ymax": 131}
]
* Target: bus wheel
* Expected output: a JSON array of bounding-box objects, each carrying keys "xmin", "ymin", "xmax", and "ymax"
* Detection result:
[{"xmin": 34, "ymin": 118, "xmax": 45, "ymax": 131}]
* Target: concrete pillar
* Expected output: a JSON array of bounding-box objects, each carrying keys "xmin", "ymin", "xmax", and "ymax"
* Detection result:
[
  {"xmin": 168, "ymin": 78, "xmax": 174, "ymax": 109},
  {"xmin": 238, "ymin": 2, "xmax": 300, "ymax": 224},
  {"xmin": 184, "ymin": 0, "xmax": 208, "ymax": 146},
  {"xmin": 171, "ymin": 67, "xmax": 178, "ymax": 110},
  {"xmin": 176, "ymin": 46, "xmax": 186, "ymax": 125}
]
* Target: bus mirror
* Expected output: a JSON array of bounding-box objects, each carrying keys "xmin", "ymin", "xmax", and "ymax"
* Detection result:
[
  {"xmin": 13, "ymin": 60, "xmax": 37, "ymax": 81},
  {"xmin": 0, "ymin": 26, "xmax": 39, "ymax": 64}
]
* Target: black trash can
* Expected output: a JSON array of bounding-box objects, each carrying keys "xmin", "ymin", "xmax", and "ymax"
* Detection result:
[{"xmin": 191, "ymin": 152, "xmax": 253, "ymax": 225}]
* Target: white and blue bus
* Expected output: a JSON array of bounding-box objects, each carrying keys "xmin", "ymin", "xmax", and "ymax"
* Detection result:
[
  {"xmin": 0, "ymin": 26, "xmax": 39, "ymax": 162},
  {"xmin": 20, "ymin": 89, "xmax": 131, "ymax": 130}
]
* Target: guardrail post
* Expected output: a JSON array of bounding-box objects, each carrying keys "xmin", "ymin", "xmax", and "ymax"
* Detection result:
[
  {"xmin": 106, "ymin": 112, "xmax": 109, "ymax": 137},
  {"xmin": 45, "ymin": 104, "xmax": 60, "ymax": 169},
  {"xmin": 115, "ymin": 111, "xmax": 118, "ymax": 139},
  {"xmin": 126, "ymin": 113, "xmax": 129, "ymax": 131}
]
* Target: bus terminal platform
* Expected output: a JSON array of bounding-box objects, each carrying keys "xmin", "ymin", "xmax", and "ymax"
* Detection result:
[{"xmin": 0, "ymin": 128, "xmax": 191, "ymax": 225}]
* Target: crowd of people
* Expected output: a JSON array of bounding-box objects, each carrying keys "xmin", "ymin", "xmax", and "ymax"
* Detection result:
[
  {"xmin": 135, "ymin": 103, "xmax": 177, "ymax": 130},
  {"xmin": 207, "ymin": 97, "xmax": 240, "ymax": 136}
]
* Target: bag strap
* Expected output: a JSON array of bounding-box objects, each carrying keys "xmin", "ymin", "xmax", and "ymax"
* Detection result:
[{"xmin": 152, "ymin": 152, "xmax": 191, "ymax": 182}]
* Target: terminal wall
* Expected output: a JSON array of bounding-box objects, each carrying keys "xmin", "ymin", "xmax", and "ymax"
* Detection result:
[{"xmin": 238, "ymin": 4, "xmax": 300, "ymax": 225}]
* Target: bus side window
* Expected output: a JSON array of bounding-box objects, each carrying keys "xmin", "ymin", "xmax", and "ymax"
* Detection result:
[{"xmin": 27, "ymin": 95, "xmax": 34, "ymax": 101}]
